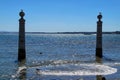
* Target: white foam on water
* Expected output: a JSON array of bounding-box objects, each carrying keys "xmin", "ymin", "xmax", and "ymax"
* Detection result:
[
  {"xmin": 36, "ymin": 64, "xmax": 117, "ymax": 76},
  {"xmin": 11, "ymin": 66, "xmax": 27, "ymax": 78},
  {"xmin": 17, "ymin": 66, "xmax": 27, "ymax": 73},
  {"xmin": 114, "ymin": 62, "xmax": 120, "ymax": 65}
]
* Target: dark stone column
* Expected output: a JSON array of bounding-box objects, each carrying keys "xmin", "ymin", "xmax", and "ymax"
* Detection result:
[
  {"xmin": 96, "ymin": 13, "xmax": 103, "ymax": 58},
  {"xmin": 18, "ymin": 10, "xmax": 26, "ymax": 61}
]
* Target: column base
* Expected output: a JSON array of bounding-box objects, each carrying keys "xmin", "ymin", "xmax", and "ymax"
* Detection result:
[
  {"xmin": 18, "ymin": 49, "xmax": 26, "ymax": 61},
  {"xmin": 96, "ymin": 48, "xmax": 102, "ymax": 58}
]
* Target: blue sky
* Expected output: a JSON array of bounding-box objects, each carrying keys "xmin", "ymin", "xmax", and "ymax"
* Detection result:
[{"xmin": 0, "ymin": 0, "xmax": 120, "ymax": 32}]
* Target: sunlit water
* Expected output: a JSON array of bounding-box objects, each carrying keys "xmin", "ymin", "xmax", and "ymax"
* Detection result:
[{"xmin": 0, "ymin": 33, "xmax": 120, "ymax": 80}]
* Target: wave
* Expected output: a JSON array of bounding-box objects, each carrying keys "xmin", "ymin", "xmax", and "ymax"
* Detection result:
[
  {"xmin": 11, "ymin": 66, "xmax": 27, "ymax": 78},
  {"xmin": 34, "ymin": 63, "xmax": 117, "ymax": 76},
  {"xmin": 11, "ymin": 60, "xmax": 118, "ymax": 79}
]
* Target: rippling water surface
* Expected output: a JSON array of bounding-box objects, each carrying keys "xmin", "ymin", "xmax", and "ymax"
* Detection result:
[{"xmin": 0, "ymin": 33, "xmax": 120, "ymax": 80}]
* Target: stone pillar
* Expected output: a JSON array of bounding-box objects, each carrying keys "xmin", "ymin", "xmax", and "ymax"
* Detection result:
[
  {"xmin": 18, "ymin": 10, "xmax": 26, "ymax": 61},
  {"xmin": 96, "ymin": 13, "xmax": 103, "ymax": 58}
]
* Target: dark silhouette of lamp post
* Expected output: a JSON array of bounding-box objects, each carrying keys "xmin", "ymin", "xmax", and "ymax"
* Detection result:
[
  {"xmin": 18, "ymin": 10, "xmax": 26, "ymax": 61},
  {"xmin": 96, "ymin": 13, "xmax": 103, "ymax": 58}
]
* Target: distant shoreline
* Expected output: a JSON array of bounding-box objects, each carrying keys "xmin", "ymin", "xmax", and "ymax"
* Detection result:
[{"xmin": 0, "ymin": 31, "xmax": 120, "ymax": 34}]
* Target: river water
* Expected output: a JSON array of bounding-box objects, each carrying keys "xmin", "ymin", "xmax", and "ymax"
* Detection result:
[{"xmin": 0, "ymin": 33, "xmax": 120, "ymax": 80}]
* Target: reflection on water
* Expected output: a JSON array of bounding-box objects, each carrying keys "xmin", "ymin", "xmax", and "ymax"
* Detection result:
[
  {"xmin": 96, "ymin": 57, "xmax": 106, "ymax": 80},
  {"xmin": 96, "ymin": 75, "xmax": 106, "ymax": 80}
]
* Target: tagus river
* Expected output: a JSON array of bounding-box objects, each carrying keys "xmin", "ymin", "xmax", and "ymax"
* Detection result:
[{"xmin": 0, "ymin": 32, "xmax": 120, "ymax": 80}]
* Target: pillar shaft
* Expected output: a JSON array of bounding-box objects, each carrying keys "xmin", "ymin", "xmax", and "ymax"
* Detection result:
[
  {"xmin": 18, "ymin": 10, "xmax": 26, "ymax": 61},
  {"xmin": 96, "ymin": 13, "xmax": 103, "ymax": 58}
]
